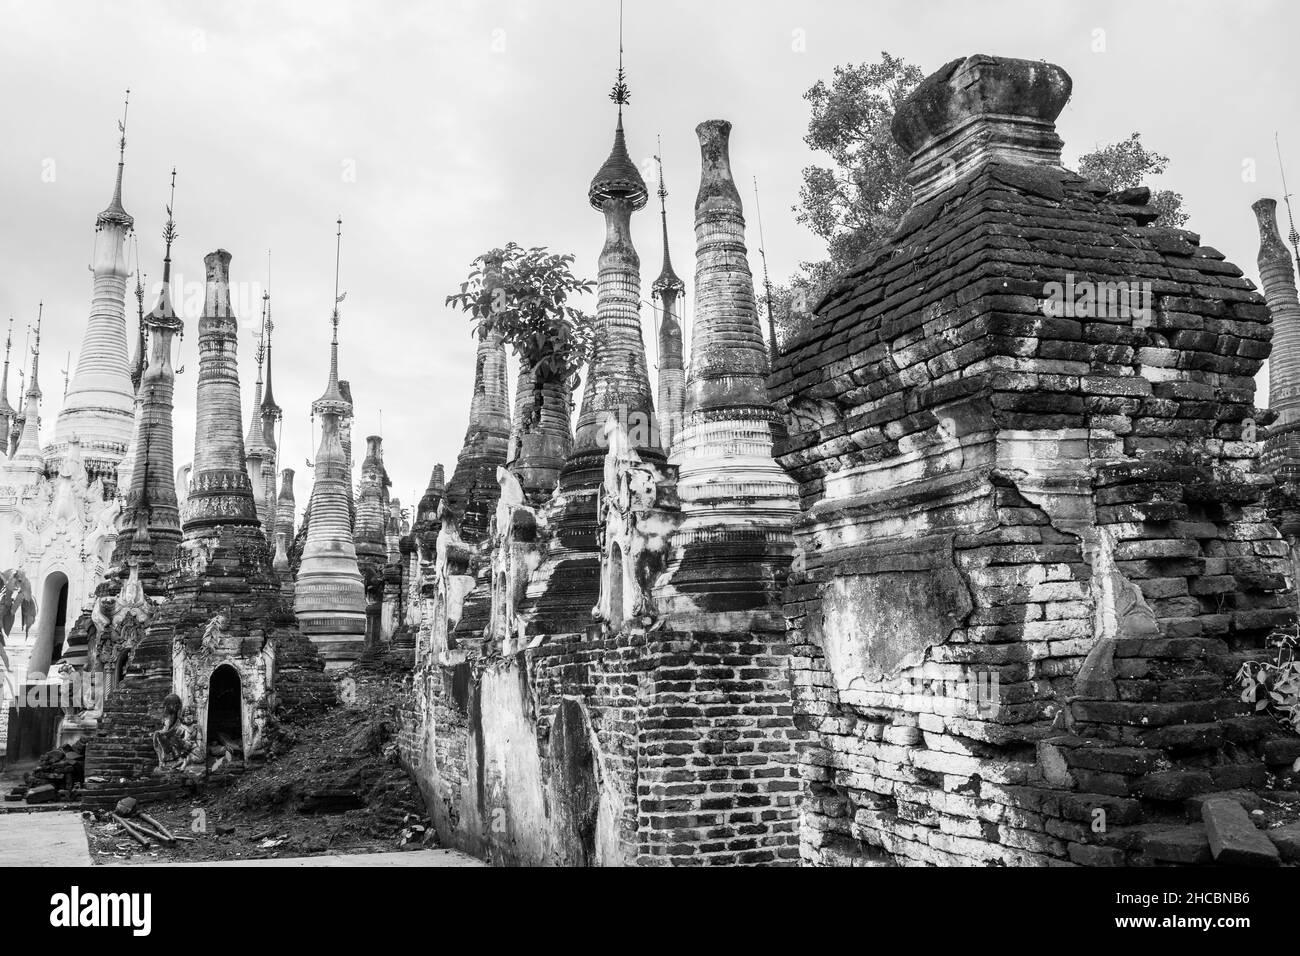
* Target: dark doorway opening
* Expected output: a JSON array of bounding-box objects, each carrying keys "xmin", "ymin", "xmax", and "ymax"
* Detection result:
[
  {"xmin": 50, "ymin": 578, "xmax": 69, "ymax": 668},
  {"xmin": 206, "ymin": 665, "xmax": 242, "ymax": 748}
]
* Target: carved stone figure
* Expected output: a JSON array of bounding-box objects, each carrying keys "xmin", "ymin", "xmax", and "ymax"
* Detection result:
[
  {"xmin": 594, "ymin": 415, "xmax": 680, "ymax": 629},
  {"xmin": 151, "ymin": 693, "xmax": 187, "ymax": 769},
  {"xmin": 201, "ymin": 612, "xmax": 229, "ymax": 654},
  {"xmin": 110, "ymin": 562, "xmax": 152, "ymax": 652}
]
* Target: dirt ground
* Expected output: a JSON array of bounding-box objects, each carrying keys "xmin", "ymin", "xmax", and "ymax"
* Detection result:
[{"xmin": 83, "ymin": 664, "xmax": 437, "ymax": 864}]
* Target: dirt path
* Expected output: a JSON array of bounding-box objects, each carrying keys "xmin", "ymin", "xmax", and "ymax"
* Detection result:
[{"xmin": 0, "ymin": 810, "xmax": 92, "ymax": 866}]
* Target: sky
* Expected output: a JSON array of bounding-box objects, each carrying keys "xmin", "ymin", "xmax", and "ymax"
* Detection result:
[{"xmin": 0, "ymin": 0, "xmax": 1296, "ymax": 516}]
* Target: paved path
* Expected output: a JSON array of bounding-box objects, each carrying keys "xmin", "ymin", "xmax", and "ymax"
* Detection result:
[
  {"xmin": 0, "ymin": 810, "xmax": 93, "ymax": 866},
  {"xmin": 112, "ymin": 848, "xmax": 484, "ymax": 867},
  {"xmin": 0, "ymin": 810, "xmax": 482, "ymax": 867}
]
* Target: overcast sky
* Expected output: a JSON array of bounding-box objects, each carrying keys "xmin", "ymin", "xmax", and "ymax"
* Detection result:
[{"xmin": 0, "ymin": 0, "xmax": 1296, "ymax": 514}]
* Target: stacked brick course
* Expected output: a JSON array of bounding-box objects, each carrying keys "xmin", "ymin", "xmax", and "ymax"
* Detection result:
[{"xmin": 771, "ymin": 54, "xmax": 1298, "ymax": 866}]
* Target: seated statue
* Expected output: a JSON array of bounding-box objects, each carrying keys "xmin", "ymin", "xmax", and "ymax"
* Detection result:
[{"xmin": 152, "ymin": 694, "xmax": 199, "ymax": 770}]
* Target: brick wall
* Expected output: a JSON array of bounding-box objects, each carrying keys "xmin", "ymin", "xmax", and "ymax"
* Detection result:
[{"xmin": 396, "ymin": 625, "xmax": 803, "ymax": 865}]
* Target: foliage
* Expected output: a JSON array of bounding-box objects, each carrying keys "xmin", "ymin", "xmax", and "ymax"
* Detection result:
[
  {"xmin": 796, "ymin": 52, "xmax": 924, "ymax": 269},
  {"xmin": 1235, "ymin": 627, "xmax": 1300, "ymax": 733},
  {"xmin": 1076, "ymin": 132, "xmax": 1187, "ymax": 227},
  {"xmin": 778, "ymin": 56, "xmax": 1189, "ymax": 349},
  {"xmin": 445, "ymin": 242, "xmax": 596, "ymax": 427}
]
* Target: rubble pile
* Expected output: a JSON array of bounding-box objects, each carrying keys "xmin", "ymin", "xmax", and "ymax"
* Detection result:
[
  {"xmin": 83, "ymin": 665, "xmax": 432, "ymax": 862},
  {"xmin": 3, "ymin": 742, "xmax": 88, "ymax": 804}
]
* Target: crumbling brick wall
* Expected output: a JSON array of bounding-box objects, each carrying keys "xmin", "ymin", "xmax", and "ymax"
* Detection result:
[
  {"xmin": 771, "ymin": 54, "xmax": 1298, "ymax": 866},
  {"xmin": 396, "ymin": 626, "xmax": 803, "ymax": 865}
]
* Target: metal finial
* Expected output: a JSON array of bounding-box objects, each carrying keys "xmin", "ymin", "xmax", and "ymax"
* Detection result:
[
  {"xmin": 752, "ymin": 176, "xmax": 778, "ymax": 357},
  {"xmin": 162, "ymin": 167, "xmax": 178, "ymax": 256},
  {"xmin": 264, "ymin": 249, "xmax": 273, "ymax": 332},
  {"xmin": 62, "ymin": 351, "xmax": 70, "ymax": 398},
  {"xmin": 1279, "ymin": 133, "xmax": 1300, "ymax": 271},
  {"xmin": 30, "ymin": 303, "xmax": 42, "ymax": 394},
  {"xmin": 609, "ymin": 0, "xmax": 629, "ymax": 109},
  {"xmin": 256, "ymin": 293, "xmax": 267, "ymax": 370},
  {"xmin": 118, "ymin": 89, "xmax": 130, "ymax": 159},
  {"xmin": 655, "ymin": 135, "xmax": 667, "ymax": 208},
  {"xmin": 133, "ymin": 237, "xmax": 144, "ymax": 311},
  {"xmin": 332, "ymin": 216, "xmax": 345, "ymax": 343}
]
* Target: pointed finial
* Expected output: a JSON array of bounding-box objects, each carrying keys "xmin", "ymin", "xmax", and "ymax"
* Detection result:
[
  {"xmin": 264, "ymin": 248, "xmax": 273, "ymax": 336},
  {"xmin": 98, "ymin": 89, "xmax": 133, "ymax": 228},
  {"xmin": 1277, "ymin": 132, "xmax": 1300, "ymax": 271},
  {"xmin": 133, "ymin": 236, "xmax": 145, "ymax": 325},
  {"xmin": 62, "ymin": 351, "xmax": 70, "ymax": 399},
  {"xmin": 162, "ymin": 167, "xmax": 178, "ymax": 262},
  {"xmin": 29, "ymin": 302, "xmax": 42, "ymax": 398},
  {"xmin": 261, "ymin": 248, "xmax": 280, "ymax": 421},
  {"xmin": 19, "ymin": 322, "xmax": 29, "ymax": 397},
  {"xmin": 332, "ymin": 216, "xmax": 344, "ymax": 342},
  {"xmin": 609, "ymin": 0, "xmax": 629, "ymax": 111},
  {"xmin": 256, "ymin": 293, "xmax": 267, "ymax": 372},
  {"xmin": 752, "ymin": 176, "xmax": 778, "ymax": 357},
  {"xmin": 655, "ymin": 135, "xmax": 667, "ymax": 208},
  {"xmin": 119, "ymin": 89, "xmax": 130, "ymax": 159}
]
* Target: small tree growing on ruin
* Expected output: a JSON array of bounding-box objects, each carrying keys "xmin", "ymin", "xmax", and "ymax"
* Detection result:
[
  {"xmin": 1076, "ymin": 131, "xmax": 1188, "ymax": 228},
  {"xmin": 446, "ymin": 242, "xmax": 596, "ymax": 432},
  {"xmin": 776, "ymin": 54, "xmax": 1189, "ymax": 348}
]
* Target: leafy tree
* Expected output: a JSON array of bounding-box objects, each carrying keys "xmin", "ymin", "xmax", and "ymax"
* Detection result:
[
  {"xmin": 774, "ymin": 52, "xmax": 924, "ymax": 345},
  {"xmin": 796, "ymin": 52, "xmax": 925, "ymax": 270},
  {"xmin": 1076, "ymin": 132, "xmax": 1188, "ymax": 227},
  {"xmin": 445, "ymin": 242, "xmax": 595, "ymax": 430},
  {"xmin": 776, "ymin": 54, "xmax": 1189, "ymax": 348}
]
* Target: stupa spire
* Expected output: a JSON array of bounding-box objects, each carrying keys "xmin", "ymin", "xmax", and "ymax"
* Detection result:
[
  {"xmin": 97, "ymin": 89, "xmax": 133, "ymax": 230},
  {"xmin": 261, "ymin": 251, "xmax": 281, "ymax": 420},
  {"xmin": 526, "ymin": 5, "xmax": 660, "ymax": 634},
  {"xmin": 654, "ymin": 119, "xmax": 799, "ymax": 629},
  {"xmin": 258, "ymin": 251, "xmax": 282, "ymax": 539},
  {"xmin": 182, "ymin": 249, "xmax": 261, "ymax": 536},
  {"xmin": 652, "ymin": 142, "xmax": 685, "ymax": 453},
  {"xmin": 116, "ymin": 171, "xmax": 171, "ymax": 501},
  {"xmin": 573, "ymin": 11, "xmax": 657, "ymax": 461},
  {"xmin": 1256, "ymin": 195, "xmax": 1300, "ymax": 477},
  {"xmin": 53, "ymin": 90, "xmax": 139, "ymax": 488},
  {"xmin": 129, "ymin": 239, "xmax": 147, "ymax": 392},
  {"xmin": 442, "ymin": 251, "xmax": 511, "ymax": 542},
  {"xmin": 116, "ymin": 176, "xmax": 185, "ymax": 567},
  {"xmin": 13, "ymin": 303, "xmax": 44, "ymax": 468},
  {"xmin": 295, "ymin": 216, "xmax": 366, "ymax": 664},
  {"xmin": 0, "ymin": 316, "xmax": 15, "ymax": 443}
]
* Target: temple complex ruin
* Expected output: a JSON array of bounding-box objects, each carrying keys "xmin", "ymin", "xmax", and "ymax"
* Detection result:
[{"xmin": 3, "ymin": 45, "xmax": 1299, "ymax": 870}]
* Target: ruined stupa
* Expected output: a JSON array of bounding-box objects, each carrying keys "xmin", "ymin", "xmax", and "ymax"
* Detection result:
[
  {"xmin": 294, "ymin": 222, "xmax": 368, "ymax": 663},
  {"xmin": 773, "ymin": 53, "xmax": 1297, "ymax": 866}
]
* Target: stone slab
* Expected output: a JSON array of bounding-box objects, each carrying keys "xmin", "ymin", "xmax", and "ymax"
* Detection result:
[{"xmin": 1201, "ymin": 798, "xmax": 1279, "ymax": 866}]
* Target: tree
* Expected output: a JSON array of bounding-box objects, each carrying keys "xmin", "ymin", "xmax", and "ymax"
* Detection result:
[
  {"xmin": 445, "ymin": 242, "xmax": 596, "ymax": 431},
  {"xmin": 774, "ymin": 53, "xmax": 924, "ymax": 345},
  {"xmin": 1076, "ymin": 132, "xmax": 1188, "ymax": 227},
  {"xmin": 796, "ymin": 52, "xmax": 925, "ymax": 269},
  {"xmin": 777, "ymin": 54, "xmax": 1189, "ymax": 348}
]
